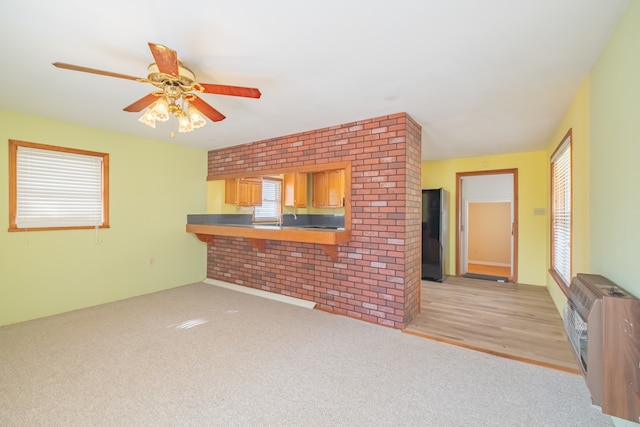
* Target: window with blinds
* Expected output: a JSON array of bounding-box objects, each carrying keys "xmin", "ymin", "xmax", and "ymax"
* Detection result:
[
  {"xmin": 551, "ymin": 131, "xmax": 572, "ymax": 287},
  {"xmin": 254, "ymin": 178, "xmax": 282, "ymax": 222},
  {"xmin": 9, "ymin": 140, "xmax": 109, "ymax": 230}
]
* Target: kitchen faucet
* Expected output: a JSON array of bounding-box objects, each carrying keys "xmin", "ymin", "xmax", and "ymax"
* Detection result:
[{"xmin": 278, "ymin": 211, "xmax": 297, "ymax": 226}]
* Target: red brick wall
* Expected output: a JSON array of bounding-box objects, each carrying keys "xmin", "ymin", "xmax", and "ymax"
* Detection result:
[
  {"xmin": 402, "ymin": 116, "xmax": 423, "ymax": 324},
  {"xmin": 206, "ymin": 113, "xmax": 422, "ymax": 329}
]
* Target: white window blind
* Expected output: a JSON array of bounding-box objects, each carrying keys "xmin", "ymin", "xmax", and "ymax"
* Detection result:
[
  {"xmin": 16, "ymin": 146, "xmax": 104, "ymax": 228},
  {"xmin": 551, "ymin": 134, "xmax": 571, "ymax": 286},
  {"xmin": 254, "ymin": 179, "xmax": 281, "ymax": 222}
]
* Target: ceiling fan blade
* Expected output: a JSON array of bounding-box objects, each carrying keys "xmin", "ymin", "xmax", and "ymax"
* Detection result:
[
  {"xmin": 52, "ymin": 62, "xmax": 142, "ymax": 81},
  {"xmin": 189, "ymin": 96, "xmax": 226, "ymax": 122},
  {"xmin": 148, "ymin": 43, "xmax": 179, "ymax": 77},
  {"xmin": 123, "ymin": 93, "xmax": 159, "ymax": 112},
  {"xmin": 199, "ymin": 83, "xmax": 262, "ymax": 99}
]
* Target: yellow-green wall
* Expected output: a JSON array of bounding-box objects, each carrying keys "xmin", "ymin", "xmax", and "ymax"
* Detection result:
[
  {"xmin": 0, "ymin": 110, "xmax": 208, "ymax": 326},
  {"xmin": 422, "ymin": 150, "xmax": 547, "ymax": 286},
  {"xmin": 542, "ymin": 4, "xmax": 638, "ymax": 426},
  {"xmin": 589, "ymin": 0, "xmax": 640, "ymax": 303},
  {"xmin": 207, "ymin": 180, "xmax": 237, "ymax": 214},
  {"xmin": 589, "ymin": 5, "xmax": 640, "ymax": 425},
  {"xmin": 544, "ymin": 78, "xmax": 591, "ymax": 314}
]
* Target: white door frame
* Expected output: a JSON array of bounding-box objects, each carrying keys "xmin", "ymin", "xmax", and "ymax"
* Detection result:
[{"xmin": 456, "ymin": 169, "xmax": 518, "ymax": 282}]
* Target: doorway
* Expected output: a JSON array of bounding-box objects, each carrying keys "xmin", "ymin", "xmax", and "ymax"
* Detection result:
[{"xmin": 456, "ymin": 169, "xmax": 518, "ymax": 282}]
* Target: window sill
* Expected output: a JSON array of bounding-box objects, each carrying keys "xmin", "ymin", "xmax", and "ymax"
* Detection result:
[
  {"xmin": 548, "ymin": 268, "xmax": 570, "ymax": 298},
  {"xmin": 8, "ymin": 225, "xmax": 110, "ymax": 232}
]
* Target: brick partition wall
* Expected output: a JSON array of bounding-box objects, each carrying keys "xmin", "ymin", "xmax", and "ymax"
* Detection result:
[{"xmin": 206, "ymin": 112, "xmax": 422, "ymax": 329}]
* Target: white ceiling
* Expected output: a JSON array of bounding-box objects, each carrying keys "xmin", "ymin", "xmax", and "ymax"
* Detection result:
[{"xmin": 0, "ymin": 0, "xmax": 628, "ymax": 160}]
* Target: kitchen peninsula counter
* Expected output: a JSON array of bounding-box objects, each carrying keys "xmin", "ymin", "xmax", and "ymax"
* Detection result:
[{"xmin": 186, "ymin": 223, "xmax": 351, "ymax": 260}]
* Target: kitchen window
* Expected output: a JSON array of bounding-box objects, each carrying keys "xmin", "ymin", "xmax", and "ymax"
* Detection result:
[
  {"xmin": 550, "ymin": 130, "xmax": 571, "ymax": 288},
  {"xmin": 254, "ymin": 177, "xmax": 281, "ymax": 222},
  {"xmin": 8, "ymin": 139, "xmax": 109, "ymax": 231}
]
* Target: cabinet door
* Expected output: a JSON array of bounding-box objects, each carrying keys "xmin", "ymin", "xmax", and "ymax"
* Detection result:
[
  {"xmin": 284, "ymin": 173, "xmax": 307, "ymax": 207},
  {"xmin": 236, "ymin": 180, "xmax": 251, "ymax": 206},
  {"xmin": 312, "ymin": 172, "xmax": 328, "ymax": 208},
  {"xmin": 327, "ymin": 169, "xmax": 343, "ymax": 207},
  {"xmin": 294, "ymin": 173, "xmax": 308, "ymax": 207},
  {"xmin": 314, "ymin": 170, "xmax": 343, "ymax": 208},
  {"xmin": 224, "ymin": 179, "xmax": 238, "ymax": 204},
  {"xmin": 250, "ymin": 180, "xmax": 263, "ymax": 206},
  {"xmin": 284, "ymin": 173, "xmax": 295, "ymax": 207}
]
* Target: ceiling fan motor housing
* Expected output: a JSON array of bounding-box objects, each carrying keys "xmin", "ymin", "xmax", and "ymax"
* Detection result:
[{"xmin": 146, "ymin": 62, "xmax": 196, "ymax": 98}]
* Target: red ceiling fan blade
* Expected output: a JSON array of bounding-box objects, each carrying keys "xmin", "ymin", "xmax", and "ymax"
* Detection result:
[
  {"xmin": 199, "ymin": 83, "xmax": 262, "ymax": 99},
  {"xmin": 52, "ymin": 62, "xmax": 142, "ymax": 81},
  {"xmin": 189, "ymin": 96, "xmax": 226, "ymax": 122},
  {"xmin": 123, "ymin": 93, "xmax": 159, "ymax": 112},
  {"xmin": 148, "ymin": 43, "xmax": 179, "ymax": 77}
]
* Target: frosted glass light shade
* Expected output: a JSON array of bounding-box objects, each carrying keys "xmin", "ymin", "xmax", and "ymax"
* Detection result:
[
  {"xmin": 178, "ymin": 112, "xmax": 193, "ymax": 133},
  {"xmin": 138, "ymin": 109, "xmax": 156, "ymax": 128},
  {"xmin": 150, "ymin": 97, "xmax": 169, "ymax": 122},
  {"xmin": 187, "ymin": 103, "xmax": 206, "ymax": 129}
]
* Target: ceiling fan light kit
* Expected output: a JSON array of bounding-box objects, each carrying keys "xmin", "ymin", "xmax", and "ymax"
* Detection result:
[
  {"xmin": 53, "ymin": 42, "xmax": 261, "ymax": 135},
  {"xmin": 138, "ymin": 109, "xmax": 157, "ymax": 128}
]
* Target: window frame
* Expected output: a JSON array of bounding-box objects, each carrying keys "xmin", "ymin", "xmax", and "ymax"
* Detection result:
[
  {"xmin": 253, "ymin": 177, "xmax": 282, "ymax": 223},
  {"xmin": 8, "ymin": 139, "xmax": 110, "ymax": 232},
  {"xmin": 549, "ymin": 129, "xmax": 572, "ymax": 294}
]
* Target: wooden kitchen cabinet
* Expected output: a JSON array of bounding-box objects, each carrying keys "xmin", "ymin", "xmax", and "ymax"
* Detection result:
[
  {"xmin": 249, "ymin": 180, "xmax": 262, "ymax": 206},
  {"xmin": 313, "ymin": 169, "xmax": 344, "ymax": 208},
  {"xmin": 327, "ymin": 169, "xmax": 343, "ymax": 207},
  {"xmin": 224, "ymin": 179, "xmax": 236, "ymax": 204},
  {"xmin": 284, "ymin": 173, "xmax": 307, "ymax": 207},
  {"xmin": 225, "ymin": 178, "xmax": 263, "ymax": 206}
]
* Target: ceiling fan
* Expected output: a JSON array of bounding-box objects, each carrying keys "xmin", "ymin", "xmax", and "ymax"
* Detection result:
[{"xmin": 53, "ymin": 42, "xmax": 261, "ymax": 133}]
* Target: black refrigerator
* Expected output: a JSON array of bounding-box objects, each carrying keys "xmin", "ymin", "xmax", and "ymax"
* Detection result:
[{"xmin": 422, "ymin": 188, "xmax": 448, "ymax": 282}]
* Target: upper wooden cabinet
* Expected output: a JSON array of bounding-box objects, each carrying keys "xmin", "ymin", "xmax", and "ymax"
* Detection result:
[
  {"xmin": 313, "ymin": 169, "xmax": 344, "ymax": 208},
  {"xmin": 224, "ymin": 179, "xmax": 236, "ymax": 204},
  {"xmin": 284, "ymin": 173, "xmax": 307, "ymax": 208},
  {"xmin": 225, "ymin": 178, "xmax": 262, "ymax": 206},
  {"xmin": 327, "ymin": 169, "xmax": 344, "ymax": 207},
  {"xmin": 208, "ymin": 160, "xmax": 351, "ymax": 229}
]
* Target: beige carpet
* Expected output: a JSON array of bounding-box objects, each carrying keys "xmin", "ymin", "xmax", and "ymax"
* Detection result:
[{"xmin": 0, "ymin": 282, "xmax": 613, "ymax": 426}]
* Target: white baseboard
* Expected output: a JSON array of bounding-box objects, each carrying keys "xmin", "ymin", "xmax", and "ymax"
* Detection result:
[{"xmin": 203, "ymin": 278, "xmax": 316, "ymax": 309}]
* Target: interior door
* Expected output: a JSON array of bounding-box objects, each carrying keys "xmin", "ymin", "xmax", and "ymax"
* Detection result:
[{"xmin": 456, "ymin": 169, "xmax": 518, "ymax": 282}]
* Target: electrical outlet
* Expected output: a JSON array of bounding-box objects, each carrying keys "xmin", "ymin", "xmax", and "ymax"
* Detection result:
[{"xmin": 533, "ymin": 208, "xmax": 545, "ymax": 216}]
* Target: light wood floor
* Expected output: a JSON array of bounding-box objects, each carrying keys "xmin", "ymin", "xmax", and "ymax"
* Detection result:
[{"xmin": 404, "ymin": 275, "xmax": 579, "ymax": 373}]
